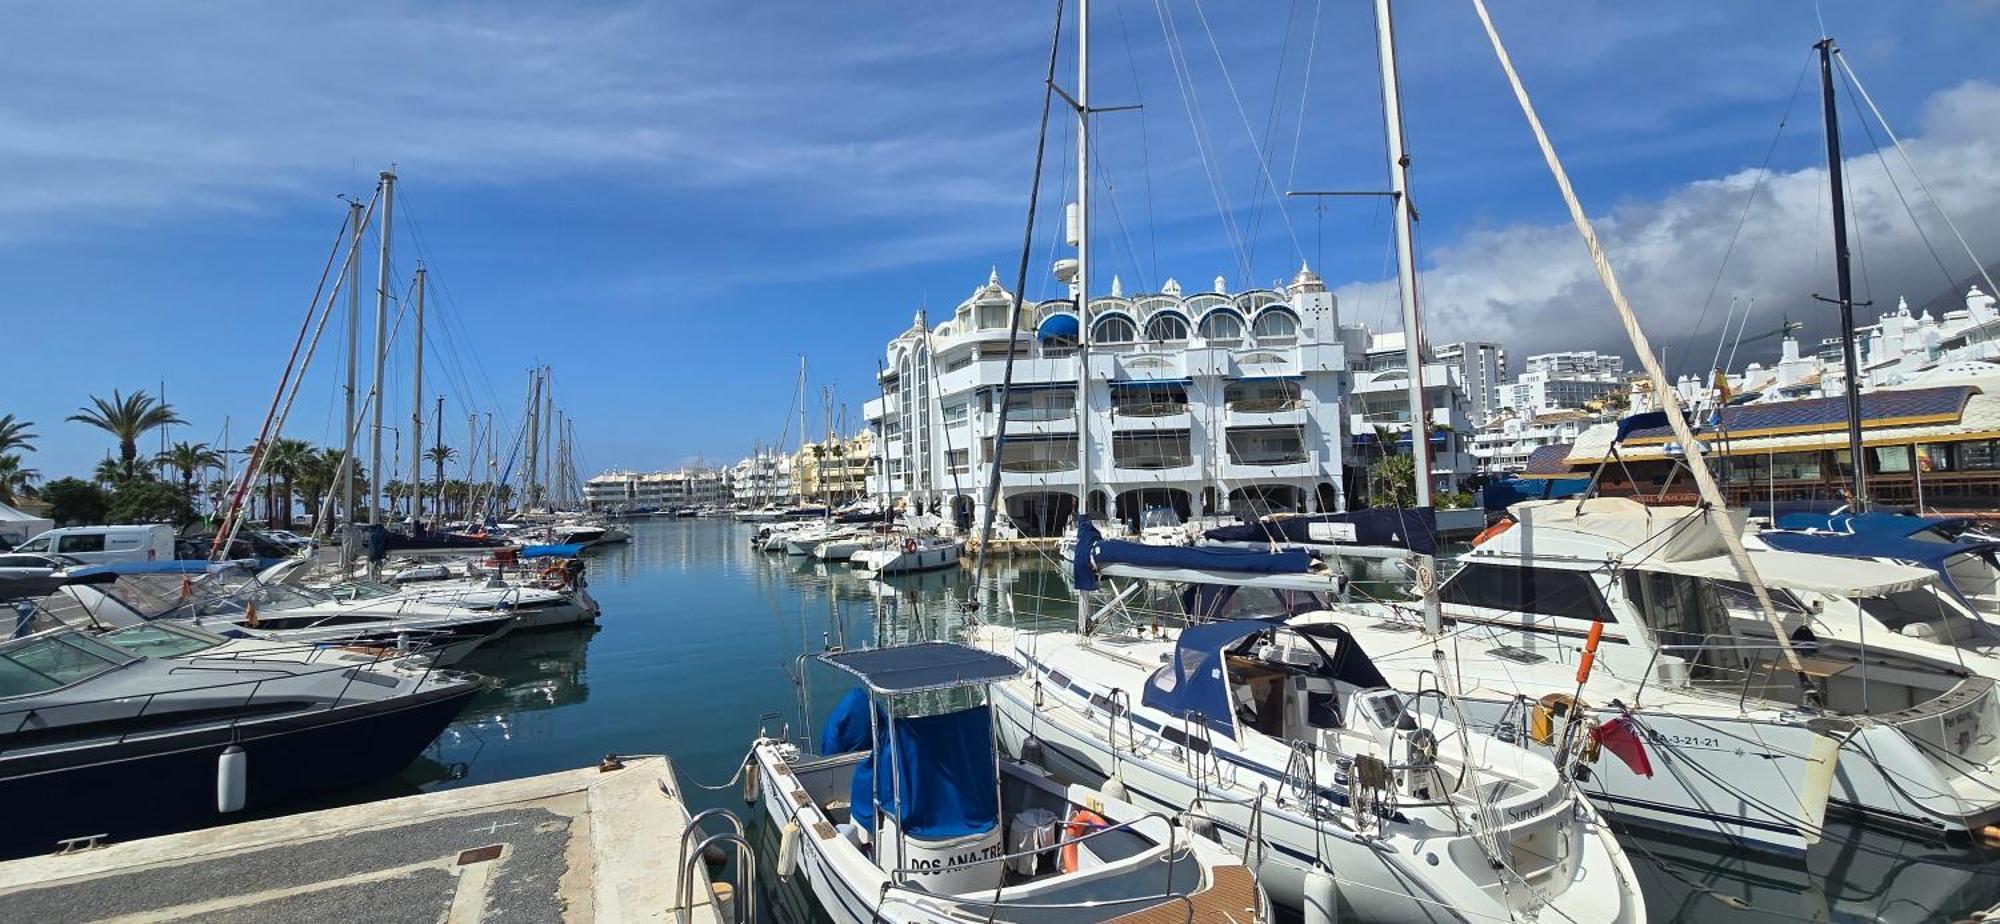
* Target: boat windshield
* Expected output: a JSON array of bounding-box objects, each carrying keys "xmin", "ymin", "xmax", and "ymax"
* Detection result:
[
  {"xmin": 100, "ymin": 622, "xmax": 226, "ymax": 658},
  {"xmin": 1140, "ymin": 507, "xmax": 1183, "ymax": 530},
  {"xmin": 322, "ymin": 582, "xmax": 400, "ymax": 602},
  {"xmin": 0, "ymin": 632, "xmax": 138, "ymax": 697}
]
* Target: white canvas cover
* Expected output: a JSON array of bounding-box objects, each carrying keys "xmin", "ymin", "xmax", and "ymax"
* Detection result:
[
  {"xmin": 0, "ymin": 502, "xmax": 53, "ymax": 545},
  {"xmin": 1633, "ymin": 549, "xmax": 1937, "ymax": 597},
  {"xmin": 1510, "ymin": 497, "xmax": 1742, "ymax": 563}
]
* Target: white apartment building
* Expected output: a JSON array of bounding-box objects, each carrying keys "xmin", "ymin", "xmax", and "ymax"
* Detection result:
[
  {"xmin": 583, "ymin": 467, "xmax": 731, "ymax": 510},
  {"xmin": 863, "ymin": 266, "xmax": 1355, "ymax": 536},
  {"xmin": 1435, "ymin": 341, "xmax": 1507, "ymax": 426},
  {"xmin": 1348, "ymin": 362, "xmax": 1477, "ymax": 497},
  {"xmin": 1469, "ymin": 410, "xmax": 1596, "ymax": 473},
  {"xmin": 730, "ymin": 452, "xmax": 792, "ymax": 505},
  {"xmin": 1502, "ymin": 371, "xmax": 1624, "ymax": 416},
  {"xmin": 1524, "ymin": 350, "xmax": 1624, "ymax": 379}
]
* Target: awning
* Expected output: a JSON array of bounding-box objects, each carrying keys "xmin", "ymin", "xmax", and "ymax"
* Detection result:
[
  {"xmin": 1630, "ymin": 549, "xmax": 1937, "ymax": 597},
  {"xmin": 818, "ymin": 641, "xmax": 1021, "ymax": 695},
  {"xmin": 1110, "ymin": 378, "xmax": 1193, "ymax": 388},
  {"xmin": 1229, "ymin": 374, "xmax": 1304, "ymax": 382}
]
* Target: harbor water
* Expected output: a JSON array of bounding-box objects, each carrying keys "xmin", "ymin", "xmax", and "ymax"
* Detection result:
[{"xmin": 371, "ymin": 518, "xmax": 2000, "ymax": 923}]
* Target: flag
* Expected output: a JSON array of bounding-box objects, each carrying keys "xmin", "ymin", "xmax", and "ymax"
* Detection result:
[{"xmin": 1590, "ymin": 716, "xmax": 1654, "ymax": 778}]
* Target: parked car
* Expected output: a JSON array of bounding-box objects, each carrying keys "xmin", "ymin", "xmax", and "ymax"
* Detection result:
[{"xmin": 0, "ymin": 553, "xmax": 88, "ymax": 579}]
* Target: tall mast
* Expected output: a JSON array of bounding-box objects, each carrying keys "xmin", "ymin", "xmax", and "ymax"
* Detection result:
[
  {"xmin": 543, "ymin": 367, "xmax": 556, "ymax": 511},
  {"xmin": 1375, "ymin": 0, "xmax": 1440, "ymax": 633},
  {"xmin": 1072, "ymin": 0, "xmax": 1093, "ymax": 632},
  {"xmin": 797, "ymin": 356, "xmax": 809, "ymax": 505},
  {"xmin": 523, "ymin": 369, "xmax": 541, "ymax": 511},
  {"xmin": 342, "ymin": 199, "xmax": 363, "ymax": 566},
  {"xmin": 409, "ymin": 265, "xmax": 427, "ymax": 523},
  {"xmin": 1817, "ymin": 37, "xmax": 1868, "ymax": 512},
  {"xmin": 369, "ymin": 169, "xmax": 396, "ymax": 528}
]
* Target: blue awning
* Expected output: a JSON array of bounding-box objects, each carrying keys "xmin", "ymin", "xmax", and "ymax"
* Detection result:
[
  {"xmin": 988, "ymin": 382, "xmax": 1076, "ymax": 394},
  {"xmin": 1037, "ymin": 313, "xmax": 1079, "ymax": 341},
  {"xmin": 1139, "ymin": 618, "xmax": 1282, "ymax": 734},
  {"xmin": 1110, "ymin": 378, "xmax": 1193, "ymax": 388},
  {"xmin": 818, "ymin": 642, "xmax": 1021, "ymax": 695},
  {"xmin": 520, "ymin": 543, "xmax": 586, "ymax": 558},
  {"xmin": 1229, "ymin": 374, "xmax": 1305, "ymax": 382},
  {"xmin": 851, "ymin": 704, "xmax": 1000, "ymax": 839}
]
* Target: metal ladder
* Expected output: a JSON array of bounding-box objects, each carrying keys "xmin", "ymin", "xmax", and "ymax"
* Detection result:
[{"xmin": 677, "ymin": 808, "xmax": 757, "ymax": 924}]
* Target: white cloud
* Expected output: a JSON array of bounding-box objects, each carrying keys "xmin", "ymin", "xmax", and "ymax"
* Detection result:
[{"xmin": 1337, "ymin": 80, "xmax": 2000, "ymax": 373}]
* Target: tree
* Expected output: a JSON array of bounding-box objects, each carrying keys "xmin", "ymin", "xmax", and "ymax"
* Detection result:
[
  {"xmin": 262, "ymin": 438, "xmax": 314, "ymax": 529},
  {"xmin": 0, "ymin": 414, "xmax": 36, "ymax": 456},
  {"xmin": 157, "ymin": 441, "xmax": 224, "ymax": 511},
  {"xmin": 0, "ymin": 454, "xmax": 38, "ymax": 505},
  {"xmin": 68, "ymin": 389, "xmax": 185, "ymax": 475},
  {"xmin": 40, "ymin": 478, "xmax": 110, "ymax": 526},
  {"xmin": 108, "ymin": 479, "xmax": 194, "ymax": 526},
  {"xmin": 424, "ymin": 445, "xmax": 457, "ymax": 519},
  {"xmin": 1369, "ymin": 453, "xmax": 1417, "ymax": 509},
  {"xmin": 92, "ymin": 457, "xmax": 127, "ymax": 487}
]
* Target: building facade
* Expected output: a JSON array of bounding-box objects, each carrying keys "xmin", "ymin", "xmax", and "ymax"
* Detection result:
[
  {"xmin": 863, "ymin": 266, "xmax": 1354, "ymax": 536},
  {"xmin": 582, "ymin": 467, "xmax": 731, "ymax": 510},
  {"xmin": 792, "ymin": 430, "xmax": 875, "ymax": 505},
  {"xmin": 730, "ymin": 452, "xmax": 792, "ymax": 505},
  {"xmin": 1434, "ymin": 341, "xmax": 1507, "ymax": 426}
]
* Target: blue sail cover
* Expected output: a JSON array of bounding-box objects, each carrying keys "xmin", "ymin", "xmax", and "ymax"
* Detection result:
[
  {"xmin": 1072, "ymin": 515, "xmax": 1103, "ymax": 591},
  {"xmin": 1095, "ymin": 539, "xmax": 1313, "ymax": 575},
  {"xmin": 1203, "ymin": 508, "xmax": 1438, "ymax": 556},
  {"xmin": 847, "ymin": 705, "xmax": 1000, "ymax": 840},
  {"xmin": 1141, "ymin": 618, "xmax": 1280, "ymax": 734},
  {"xmin": 819, "ymin": 687, "xmax": 872, "ymax": 755},
  {"xmin": 1759, "ymin": 525, "xmax": 2000, "ymax": 608}
]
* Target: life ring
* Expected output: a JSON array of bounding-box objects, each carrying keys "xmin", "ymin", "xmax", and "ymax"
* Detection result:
[
  {"xmin": 1059, "ymin": 808, "xmax": 1109, "ymax": 873},
  {"xmin": 1471, "ymin": 518, "xmax": 1514, "ymax": 547},
  {"xmin": 902, "ymin": 538, "xmax": 918, "ymax": 555},
  {"xmin": 540, "ymin": 563, "xmax": 569, "ymax": 589}
]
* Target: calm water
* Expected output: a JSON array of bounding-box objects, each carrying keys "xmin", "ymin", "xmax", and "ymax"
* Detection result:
[{"xmin": 384, "ymin": 518, "xmax": 2000, "ymax": 923}]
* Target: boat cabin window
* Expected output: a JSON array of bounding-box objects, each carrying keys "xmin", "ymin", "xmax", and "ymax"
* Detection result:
[
  {"xmin": 101, "ymin": 623, "xmax": 223, "ymax": 658},
  {"xmin": 1858, "ymin": 588, "xmax": 2000, "ymax": 644},
  {"xmin": 1623, "ymin": 571, "xmax": 1750, "ymax": 680},
  {"xmin": 0, "ymin": 633, "xmax": 134, "ymax": 696},
  {"xmin": 1440, "ymin": 562, "xmax": 1615, "ymax": 622}
]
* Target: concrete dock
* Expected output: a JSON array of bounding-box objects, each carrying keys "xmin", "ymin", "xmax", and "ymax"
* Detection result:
[{"xmin": 0, "ymin": 756, "xmax": 727, "ymax": 924}]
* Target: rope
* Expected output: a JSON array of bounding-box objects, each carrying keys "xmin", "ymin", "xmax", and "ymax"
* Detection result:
[{"xmin": 1469, "ymin": 0, "xmax": 1803, "ymax": 678}]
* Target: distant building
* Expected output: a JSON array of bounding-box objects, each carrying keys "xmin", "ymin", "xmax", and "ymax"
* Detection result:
[
  {"xmin": 1349, "ymin": 361, "xmax": 1477, "ymax": 496},
  {"xmin": 863, "ymin": 265, "xmax": 1355, "ymax": 535},
  {"xmin": 1502, "ymin": 372, "xmax": 1623, "ymax": 416},
  {"xmin": 583, "ymin": 467, "xmax": 730, "ymax": 511},
  {"xmin": 1524, "ymin": 350, "xmax": 1624, "ymax": 379},
  {"xmin": 792, "ymin": 429, "xmax": 875, "ymax": 505},
  {"xmin": 730, "ymin": 452, "xmax": 792, "ymax": 505},
  {"xmin": 1435, "ymin": 341, "xmax": 1507, "ymax": 426}
]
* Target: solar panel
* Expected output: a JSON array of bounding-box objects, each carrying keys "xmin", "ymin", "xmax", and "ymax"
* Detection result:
[{"xmin": 1621, "ymin": 386, "xmax": 1970, "ymax": 442}]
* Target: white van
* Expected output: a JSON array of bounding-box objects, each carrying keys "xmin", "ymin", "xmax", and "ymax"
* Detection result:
[{"xmin": 9, "ymin": 525, "xmax": 178, "ymax": 565}]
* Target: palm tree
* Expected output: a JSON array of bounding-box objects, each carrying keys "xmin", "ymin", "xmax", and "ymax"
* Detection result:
[
  {"xmin": 157, "ymin": 441, "xmax": 224, "ymax": 510},
  {"xmin": 423, "ymin": 445, "xmax": 457, "ymax": 519},
  {"xmin": 0, "ymin": 415, "xmax": 36, "ymax": 456},
  {"xmin": 93, "ymin": 457, "xmax": 127, "ymax": 488},
  {"xmin": 0, "ymin": 454, "xmax": 39, "ymax": 505},
  {"xmin": 68, "ymin": 390, "xmax": 185, "ymax": 476},
  {"xmin": 263, "ymin": 438, "xmax": 314, "ymax": 530}
]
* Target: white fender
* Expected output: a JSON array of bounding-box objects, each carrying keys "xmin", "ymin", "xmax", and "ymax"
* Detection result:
[
  {"xmin": 743, "ymin": 760, "xmax": 761, "ymax": 804},
  {"xmin": 217, "ymin": 745, "xmax": 248, "ymax": 813},
  {"xmin": 1303, "ymin": 866, "xmax": 1340, "ymax": 924},
  {"xmin": 777, "ymin": 821, "xmax": 801, "ymax": 878}
]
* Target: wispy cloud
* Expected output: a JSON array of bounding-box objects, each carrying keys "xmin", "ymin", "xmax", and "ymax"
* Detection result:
[{"xmin": 1335, "ymin": 79, "xmax": 2000, "ymax": 375}]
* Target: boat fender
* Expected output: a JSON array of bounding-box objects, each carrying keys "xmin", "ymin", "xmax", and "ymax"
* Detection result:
[
  {"xmin": 1303, "ymin": 866, "xmax": 1340, "ymax": 924},
  {"xmin": 1059, "ymin": 808, "xmax": 1109, "ymax": 873},
  {"xmin": 776, "ymin": 821, "xmax": 801, "ymax": 878},
  {"xmin": 1470, "ymin": 517, "xmax": 1513, "ymax": 547},
  {"xmin": 1102, "ymin": 773, "xmax": 1128, "ymax": 803},
  {"xmin": 1021, "ymin": 735, "xmax": 1046, "ymax": 766},
  {"xmin": 903, "ymin": 538, "xmax": 918, "ymax": 554},
  {"xmin": 217, "ymin": 745, "xmax": 248, "ymax": 813},
  {"xmin": 743, "ymin": 760, "xmax": 761, "ymax": 804},
  {"xmin": 1178, "ymin": 809, "xmax": 1218, "ymax": 843},
  {"xmin": 1530, "ymin": 693, "xmax": 1588, "ymax": 746}
]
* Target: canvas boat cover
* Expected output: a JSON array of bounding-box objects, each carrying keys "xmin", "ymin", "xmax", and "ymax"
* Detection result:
[
  {"xmin": 1633, "ymin": 548, "xmax": 1936, "ymax": 597},
  {"xmin": 1073, "ymin": 515, "xmax": 1315, "ymax": 592},
  {"xmin": 1511, "ymin": 497, "xmax": 1743, "ymax": 563},
  {"xmin": 1202, "ymin": 507, "xmax": 1438, "ymax": 556},
  {"xmin": 826, "ymin": 699, "xmax": 1001, "ymax": 841},
  {"xmin": 818, "ymin": 641, "xmax": 1021, "ymax": 695},
  {"xmin": 1140, "ymin": 618, "xmax": 1282, "ymax": 735}
]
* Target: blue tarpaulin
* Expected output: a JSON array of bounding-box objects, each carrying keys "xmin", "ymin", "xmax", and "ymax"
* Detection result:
[
  {"xmin": 1095, "ymin": 539, "xmax": 1313, "ymax": 575},
  {"xmin": 848, "ymin": 705, "xmax": 1000, "ymax": 840},
  {"xmin": 1481, "ymin": 476, "xmax": 1589, "ymax": 510},
  {"xmin": 1203, "ymin": 508, "xmax": 1438, "ymax": 556},
  {"xmin": 1141, "ymin": 618, "xmax": 1281, "ymax": 734},
  {"xmin": 520, "ymin": 543, "xmax": 587, "ymax": 558},
  {"xmin": 820, "ymin": 688, "xmax": 872, "ymax": 755}
]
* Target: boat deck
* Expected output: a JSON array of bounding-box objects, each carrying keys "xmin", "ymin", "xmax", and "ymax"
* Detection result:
[{"xmin": 0, "ymin": 756, "xmax": 726, "ymax": 924}]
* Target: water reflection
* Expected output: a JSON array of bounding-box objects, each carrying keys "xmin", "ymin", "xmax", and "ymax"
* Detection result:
[{"xmin": 387, "ymin": 518, "xmax": 2000, "ymax": 923}]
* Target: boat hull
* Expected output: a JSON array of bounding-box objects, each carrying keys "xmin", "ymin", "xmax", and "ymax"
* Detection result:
[{"xmin": 0, "ymin": 683, "xmax": 478, "ymax": 859}]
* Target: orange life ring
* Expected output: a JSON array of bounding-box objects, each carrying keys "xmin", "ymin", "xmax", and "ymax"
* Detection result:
[
  {"xmin": 1471, "ymin": 518, "xmax": 1514, "ymax": 547},
  {"xmin": 902, "ymin": 538, "xmax": 918, "ymax": 555},
  {"xmin": 1059, "ymin": 808, "xmax": 1109, "ymax": 873},
  {"xmin": 540, "ymin": 563, "xmax": 569, "ymax": 589}
]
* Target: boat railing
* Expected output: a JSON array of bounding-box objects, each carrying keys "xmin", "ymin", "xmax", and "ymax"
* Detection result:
[
  {"xmin": 0, "ymin": 646, "xmax": 443, "ymax": 756},
  {"xmin": 884, "ymin": 809, "xmax": 1186, "ymax": 907},
  {"xmin": 1635, "ymin": 637, "xmax": 1808, "ymax": 708}
]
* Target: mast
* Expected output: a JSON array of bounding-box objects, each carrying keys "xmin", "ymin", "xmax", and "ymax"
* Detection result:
[
  {"xmin": 1817, "ymin": 37, "xmax": 1868, "ymax": 512},
  {"xmin": 433, "ymin": 394, "xmax": 446, "ymax": 520},
  {"xmin": 342, "ymin": 199, "xmax": 363, "ymax": 566},
  {"xmin": 369, "ymin": 169, "xmax": 396, "ymax": 529},
  {"xmin": 1074, "ymin": 0, "xmax": 1091, "ymax": 633},
  {"xmin": 543, "ymin": 368, "xmax": 556, "ymax": 510},
  {"xmin": 797, "ymin": 356, "xmax": 809, "ymax": 505},
  {"xmin": 523, "ymin": 369, "xmax": 541, "ymax": 512},
  {"xmin": 1374, "ymin": 0, "xmax": 1441, "ymax": 634},
  {"xmin": 409, "ymin": 265, "xmax": 427, "ymax": 524}
]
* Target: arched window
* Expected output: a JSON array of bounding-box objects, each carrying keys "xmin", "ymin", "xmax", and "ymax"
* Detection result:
[
  {"xmin": 1198, "ymin": 310, "xmax": 1244, "ymax": 341},
  {"xmin": 1252, "ymin": 308, "xmax": 1299, "ymax": 339},
  {"xmin": 1092, "ymin": 315, "xmax": 1137, "ymax": 343},
  {"xmin": 1145, "ymin": 312, "xmax": 1190, "ymax": 342}
]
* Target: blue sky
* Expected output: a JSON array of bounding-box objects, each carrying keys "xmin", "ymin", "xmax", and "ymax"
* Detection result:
[{"xmin": 3, "ymin": 1, "xmax": 1998, "ymax": 480}]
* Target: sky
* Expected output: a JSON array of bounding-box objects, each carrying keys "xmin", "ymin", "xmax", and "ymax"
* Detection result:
[{"xmin": 2, "ymin": 1, "xmax": 1998, "ymax": 482}]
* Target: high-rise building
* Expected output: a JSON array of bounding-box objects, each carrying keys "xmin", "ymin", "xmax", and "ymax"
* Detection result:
[{"xmin": 1434, "ymin": 341, "xmax": 1507, "ymax": 426}]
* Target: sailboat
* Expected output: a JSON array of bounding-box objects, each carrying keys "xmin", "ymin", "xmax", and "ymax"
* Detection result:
[{"xmin": 972, "ymin": 1, "xmax": 1644, "ymax": 920}]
